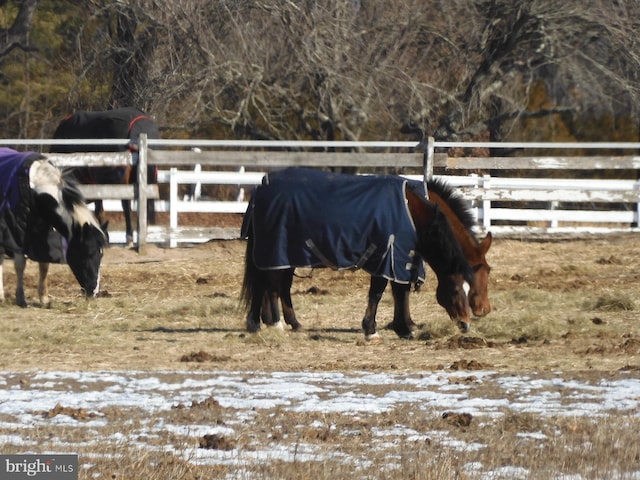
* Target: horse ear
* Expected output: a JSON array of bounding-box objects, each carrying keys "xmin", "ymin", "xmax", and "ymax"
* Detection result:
[{"xmin": 479, "ymin": 231, "xmax": 492, "ymax": 254}]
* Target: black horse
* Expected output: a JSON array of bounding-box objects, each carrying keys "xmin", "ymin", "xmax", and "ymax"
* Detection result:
[
  {"xmin": 51, "ymin": 107, "xmax": 159, "ymax": 246},
  {"xmin": 241, "ymin": 168, "xmax": 473, "ymax": 339},
  {"xmin": 0, "ymin": 148, "xmax": 107, "ymax": 306}
]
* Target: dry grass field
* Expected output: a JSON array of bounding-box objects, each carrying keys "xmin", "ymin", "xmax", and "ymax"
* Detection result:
[{"xmin": 1, "ymin": 230, "xmax": 639, "ymax": 479}]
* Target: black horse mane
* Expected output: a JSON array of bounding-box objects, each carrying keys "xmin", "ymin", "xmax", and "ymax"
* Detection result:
[
  {"xmin": 426, "ymin": 178, "xmax": 477, "ymax": 234},
  {"xmin": 60, "ymin": 173, "xmax": 85, "ymax": 210}
]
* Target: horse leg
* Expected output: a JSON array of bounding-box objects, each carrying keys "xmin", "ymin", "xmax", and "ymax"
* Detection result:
[
  {"xmin": 260, "ymin": 291, "xmax": 277, "ymax": 325},
  {"xmin": 260, "ymin": 278, "xmax": 282, "ymax": 328},
  {"xmin": 278, "ymin": 269, "xmax": 302, "ymax": 331},
  {"xmin": 362, "ymin": 276, "xmax": 388, "ymax": 340},
  {"xmin": 121, "ymin": 199, "xmax": 134, "ymax": 247},
  {"xmin": 13, "ymin": 254, "xmax": 27, "ymax": 308},
  {"xmin": 390, "ymin": 281, "xmax": 417, "ymax": 339},
  {"xmin": 148, "ymin": 164, "xmax": 157, "ymax": 224},
  {"xmin": 38, "ymin": 262, "xmax": 51, "ymax": 307}
]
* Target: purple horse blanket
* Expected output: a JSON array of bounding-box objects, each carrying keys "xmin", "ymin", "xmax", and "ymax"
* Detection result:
[
  {"xmin": 0, "ymin": 148, "xmax": 66, "ymax": 262},
  {"xmin": 242, "ymin": 168, "xmax": 426, "ymax": 284}
]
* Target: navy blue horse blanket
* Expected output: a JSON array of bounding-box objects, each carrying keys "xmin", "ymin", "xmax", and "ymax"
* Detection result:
[
  {"xmin": 0, "ymin": 148, "xmax": 66, "ymax": 262},
  {"xmin": 242, "ymin": 168, "xmax": 426, "ymax": 284}
]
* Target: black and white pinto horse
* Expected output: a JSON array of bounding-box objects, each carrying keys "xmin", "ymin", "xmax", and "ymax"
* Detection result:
[
  {"xmin": 51, "ymin": 107, "xmax": 159, "ymax": 246},
  {"xmin": 241, "ymin": 168, "xmax": 474, "ymax": 339},
  {"xmin": 0, "ymin": 148, "xmax": 107, "ymax": 306}
]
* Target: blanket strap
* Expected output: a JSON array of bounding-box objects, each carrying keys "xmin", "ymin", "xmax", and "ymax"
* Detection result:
[
  {"xmin": 354, "ymin": 243, "xmax": 378, "ymax": 269},
  {"xmin": 305, "ymin": 238, "xmax": 378, "ymax": 271},
  {"xmin": 305, "ymin": 239, "xmax": 336, "ymax": 269}
]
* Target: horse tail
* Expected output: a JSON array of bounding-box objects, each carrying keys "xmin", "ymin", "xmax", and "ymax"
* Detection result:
[{"xmin": 241, "ymin": 226, "xmax": 260, "ymax": 313}]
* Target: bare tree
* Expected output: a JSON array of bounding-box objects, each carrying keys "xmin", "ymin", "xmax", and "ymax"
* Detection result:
[
  {"xmin": 0, "ymin": 0, "xmax": 38, "ymax": 60},
  {"xmin": 53, "ymin": 0, "xmax": 640, "ymax": 142},
  {"xmin": 417, "ymin": 0, "xmax": 640, "ymax": 141}
]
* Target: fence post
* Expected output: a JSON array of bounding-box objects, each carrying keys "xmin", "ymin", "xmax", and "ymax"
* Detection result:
[
  {"xmin": 634, "ymin": 180, "xmax": 640, "ymax": 228},
  {"xmin": 423, "ymin": 136, "xmax": 434, "ymax": 196},
  {"xmin": 550, "ymin": 201, "xmax": 559, "ymax": 228},
  {"xmin": 137, "ymin": 133, "xmax": 149, "ymax": 250},
  {"xmin": 169, "ymin": 167, "xmax": 179, "ymax": 248},
  {"xmin": 481, "ymin": 174, "xmax": 491, "ymax": 231}
]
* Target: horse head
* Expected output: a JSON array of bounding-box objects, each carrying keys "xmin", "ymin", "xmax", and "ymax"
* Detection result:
[
  {"xmin": 423, "ymin": 179, "xmax": 493, "ymax": 318},
  {"xmin": 66, "ymin": 219, "xmax": 107, "ymax": 298},
  {"xmin": 468, "ymin": 232, "xmax": 492, "ymax": 317},
  {"xmin": 407, "ymin": 190, "xmax": 473, "ymax": 332},
  {"xmin": 31, "ymin": 159, "xmax": 107, "ymax": 298},
  {"xmin": 435, "ymin": 272, "xmax": 472, "ymax": 333}
]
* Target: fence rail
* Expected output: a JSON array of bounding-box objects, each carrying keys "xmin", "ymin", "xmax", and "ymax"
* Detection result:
[{"xmin": 2, "ymin": 137, "xmax": 640, "ymax": 247}]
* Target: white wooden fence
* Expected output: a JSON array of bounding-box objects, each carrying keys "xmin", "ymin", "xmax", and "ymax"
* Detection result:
[{"xmin": 3, "ymin": 137, "xmax": 640, "ymax": 246}]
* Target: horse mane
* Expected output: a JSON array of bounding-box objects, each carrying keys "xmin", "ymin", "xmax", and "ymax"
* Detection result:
[
  {"xmin": 60, "ymin": 171, "xmax": 84, "ymax": 206},
  {"xmin": 60, "ymin": 172, "xmax": 104, "ymax": 234},
  {"xmin": 426, "ymin": 178, "xmax": 477, "ymax": 233},
  {"xmin": 417, "ymin": 198, "xmax": 473, "ymax": 282}
]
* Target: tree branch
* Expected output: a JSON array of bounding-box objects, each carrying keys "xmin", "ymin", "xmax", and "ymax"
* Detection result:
[{"xmin": 0, "ymin": 0, "xmax": 39, "ymax": 59}]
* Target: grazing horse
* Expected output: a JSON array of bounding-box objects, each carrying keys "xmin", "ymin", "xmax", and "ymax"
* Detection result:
[
  {"xmin": 241, "ymin": 168, "xmax": 474, "ymax": 339},
  {"xmin": 254, "ymin": 176, "xmax": 492, "ymax": 339},
  {"xmin": 374, "ymin": 178, "xmax": 493, "ymax": 338},
  {"xmin": 51, "ymin": 107, "xmax": 159, "ymax": 246},
  {"xmin": 0, "ymin": 148, "xmax": 107, "ymax": 306}
]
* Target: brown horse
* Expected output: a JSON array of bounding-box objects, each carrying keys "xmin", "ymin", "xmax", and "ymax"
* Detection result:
[
  {"xmin": 253, "ymin": 176, "xmax": 492, "ymax": 339},
  {"xmin": 241, "ymin": 168, "xmax": 474, "ymax": 339},
  {"xmin": 373, "ymin": 178, "xmax": 492, "ymax": 338}
]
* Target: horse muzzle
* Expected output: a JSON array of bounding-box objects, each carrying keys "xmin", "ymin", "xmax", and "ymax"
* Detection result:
[
  {"xmin": 471, "ymin": 303, "xmax": 491, "ymax": 318},
  {"xmin": 456, "ymin": 319, "xmax": 471, "ymax": 333},
  {"xmin": 82, "ymin": 275, "xmax": 100, "ymax": 299}
]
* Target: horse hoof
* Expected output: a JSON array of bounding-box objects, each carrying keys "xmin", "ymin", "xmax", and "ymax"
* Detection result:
[
  {"xmin": 246, "ymin": 321, "xmax": 261, "ymax": 333},
  {"xmin": 287, "ymin": 321, "xmax": 303, "ymax": 331},
  {"xmin": 267, "ymin": 320, "xmax": 284, "ymax": 330},
  {"xmin": 365, "ymin": 333, "xmax": 383, "ymax": 344}
]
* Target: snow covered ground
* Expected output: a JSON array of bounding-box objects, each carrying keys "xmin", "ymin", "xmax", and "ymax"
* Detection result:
[{"xmin": 0, "ymin": 369, "xmax": 639, "ymax": 478}]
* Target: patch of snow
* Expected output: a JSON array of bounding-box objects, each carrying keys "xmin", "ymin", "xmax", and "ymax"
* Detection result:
[{"xmin": 0, "ymin": 369, "xmax": 639, "ymax": 476}]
